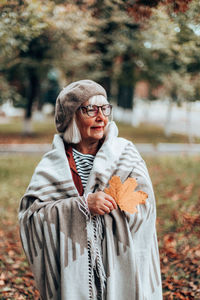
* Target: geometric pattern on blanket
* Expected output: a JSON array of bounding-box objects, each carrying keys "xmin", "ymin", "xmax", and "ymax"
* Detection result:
[{"xmin": 19, "ymin": 121, "xmax": 162, "ymax": 300}]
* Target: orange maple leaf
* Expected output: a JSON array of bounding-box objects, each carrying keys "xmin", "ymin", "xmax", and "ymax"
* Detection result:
[{"xmin": 104, "ymin": 176, "xmax": 147, "ymax": 214}]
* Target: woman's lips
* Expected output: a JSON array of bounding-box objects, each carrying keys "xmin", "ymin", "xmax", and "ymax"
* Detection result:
[{"xmin": 91, "ymin": 126, "xmax": 104, "ymax": 131}]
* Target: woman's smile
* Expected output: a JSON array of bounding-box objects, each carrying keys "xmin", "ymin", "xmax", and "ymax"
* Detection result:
[{"xmin": 91, "ymin": 126, "xmax": 104, "ymax": 130}]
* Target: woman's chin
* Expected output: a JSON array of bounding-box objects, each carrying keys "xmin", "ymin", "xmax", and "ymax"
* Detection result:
[
  {"xmin": 90, "ymin": 132, "xmax": 104, "ymax": 141},
  {"xmin": 89, "ymin": 128, "xmax": 104, "ymax": 138}
]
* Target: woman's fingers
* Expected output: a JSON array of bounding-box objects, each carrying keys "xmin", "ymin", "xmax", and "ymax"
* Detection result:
[
  {"xmin": 104, "ymin": 194, "xmax": 117, "ymax": 209},
  {"xmin": 97, "ymin": 209, "xmax": 105, "ymax": 215},
  {"xmin": 87, "ymin": 191, "xmax": 118, "ymax": 215},
  {"xmin": 102, "ymin": 204, "xmax": 111, "ymax": 213},
  {"xmin": 103, "ymin": 200, "xmax": 115, "ymax": 211}
]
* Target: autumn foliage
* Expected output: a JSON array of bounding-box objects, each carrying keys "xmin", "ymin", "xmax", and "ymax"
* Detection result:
[
  {"xmin": 0, "ymin": 223, "xmax": 40, "ymax": 299},
  {"xmin": 127, "ymin": 0, "xmax": 193, "ymax": 20},
  {"xmin": 104, "ymin": 176, "xmax": 147, "ymax": 214}
]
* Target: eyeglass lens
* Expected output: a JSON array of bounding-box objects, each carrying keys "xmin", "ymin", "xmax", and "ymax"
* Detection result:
[{"xmin": 83, "ymin": 105, "xmax": 112, "ymax": 117}]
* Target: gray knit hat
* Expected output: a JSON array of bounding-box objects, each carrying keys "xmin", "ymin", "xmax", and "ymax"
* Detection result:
[{"xmin": 55, "ymin": 79, "xmax": 107, "ymax": 133}]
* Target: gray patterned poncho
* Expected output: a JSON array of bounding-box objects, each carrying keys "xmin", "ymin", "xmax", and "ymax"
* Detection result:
[{"xmin": 19, "ymin": 121, "xmax": 162, "ymax": 300}]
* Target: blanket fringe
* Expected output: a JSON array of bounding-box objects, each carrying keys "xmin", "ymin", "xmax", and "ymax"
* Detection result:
[
  {"xmin": 87, "ymin": 215, "xmax": 106, "ymax": 300},
  {"xmin": 76, "ymin": 195, "xmax": 106, "ymax": 299},
  {"xmin": 76, "ymin": 195, "xmax": 90, "ymax": 220}
]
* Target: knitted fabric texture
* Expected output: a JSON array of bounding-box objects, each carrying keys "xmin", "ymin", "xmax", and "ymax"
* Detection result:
[
  {"xmin": 55, "ymin": 79, "xmax": 107, "ymax": 133},
  {"xmin": 72, "ymin": 148, "xmax": 95, "ymax": 189}
]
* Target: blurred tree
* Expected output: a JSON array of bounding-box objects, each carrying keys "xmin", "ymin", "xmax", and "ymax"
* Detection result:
[
  {"xmin": 42, "ymin": 69, "xmax": 60, "ymax": 108},
  {"xmin": 139, "ymin": 0, "xmax": 200, "ymax": 97},
  {"xmin": 0, "ymin": 0, "xmax": 197, "ymax": 131},
  {"xmin": 87, "ymin": 0, "xmax": 140, "ymax": 108},
  {"xmin": 49, "ymin": 3, "xmax": 98, "ymax": 82},
  {"xmin": 0, "ymin": 0, "xmax": 95, "ymax": 133},
  {"xmin": 0, "ymin": 0, "xmax": 53, "ymax": 132},
  {"xmin": 139, "ymin": 0, "xmax": 200, "ymax": 139},
  {"xmin": 76, "ymin": 0, "xmax": 193, "ymax": 109},
  {"xmin": 78, "ymin": 0, "xmax": 152, "ymax": 108}
]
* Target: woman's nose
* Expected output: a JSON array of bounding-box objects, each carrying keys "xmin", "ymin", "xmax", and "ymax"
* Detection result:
[{"xmin": 96, "ymin": 108, "xmax": 105, "ymax": 120}]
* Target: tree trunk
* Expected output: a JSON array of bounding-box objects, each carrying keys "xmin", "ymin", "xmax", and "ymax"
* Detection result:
[
  {"xmin": 99, "ymin": 76, "xmax": 111, "ymax": 99},
  {"xmin": 117, "ymin": 54, "xmax": 134, "ymax": 109},
  {"xmin": 23, "ymin": 67, "xmax": 39, "ymax": 135},
  {"xmin": 117, "ymin": 84, "xmax": 134, "ymax": 109}
]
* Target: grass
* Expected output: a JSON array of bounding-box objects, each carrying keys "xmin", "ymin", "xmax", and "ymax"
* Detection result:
[
  {"xmin": 0, "ymin": 154, "xmax": 200, "ymax": 298},
  {"xmin": 117, "ymin": 122, "xmax": 200, "ymax": 144},
  {"xmin": 147, "ymin": 156, "xmax": 200, "ymax": 235},
  {"xmin": 0, "ymin": 117, "xmax": 56, "ymax": 144},
  {"xmin": 0, "ymin": 155, "xmax": 41, "ymax": 224},
  {"xmin": 0, "ymin": 117, "xmax": 200, "ymax": 144},
  {"xmin": 0, "ymin": 117, "xmax": 56, "ymax": 135}
]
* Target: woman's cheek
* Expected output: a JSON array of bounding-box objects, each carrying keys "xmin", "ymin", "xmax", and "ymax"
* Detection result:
[{"xmin": 85, "ymin": 119, "xmax": 95, "ymax": 129}]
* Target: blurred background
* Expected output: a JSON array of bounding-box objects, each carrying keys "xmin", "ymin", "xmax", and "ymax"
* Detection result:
[{"xmin": 0, "ymin": 0, "xmax": 200, "ymax": 299}]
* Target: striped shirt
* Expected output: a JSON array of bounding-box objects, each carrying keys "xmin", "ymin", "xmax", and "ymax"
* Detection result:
[{"xmin": 72, "ymin": 148, "xmax": 95, "ymax": 189}]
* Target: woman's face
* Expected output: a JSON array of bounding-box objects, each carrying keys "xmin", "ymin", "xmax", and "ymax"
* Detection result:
[{"xmin": 76, "ymin": 100, "xmax": 109, "ymax": 143}]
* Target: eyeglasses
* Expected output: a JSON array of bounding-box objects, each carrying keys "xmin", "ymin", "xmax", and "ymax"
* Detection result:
[{"xmin": 79, "ymin": 104, "xmax": 112, "ymax": 117}]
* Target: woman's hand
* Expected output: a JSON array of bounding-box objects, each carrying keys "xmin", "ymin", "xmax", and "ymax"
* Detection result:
[{"xmin": 87, "ymin": 191, "xmax": 117, "ymax": 215}]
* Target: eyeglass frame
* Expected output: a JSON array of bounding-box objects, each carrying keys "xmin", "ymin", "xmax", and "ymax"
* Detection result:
[{"xmin": 78, "ymin": 104, "xmax": 112, "ymax": 117}]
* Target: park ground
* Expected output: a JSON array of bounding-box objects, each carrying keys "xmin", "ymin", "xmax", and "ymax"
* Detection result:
[{"xmin": 0, "ymin": 119, "xmax": 200, "ymax": 299}]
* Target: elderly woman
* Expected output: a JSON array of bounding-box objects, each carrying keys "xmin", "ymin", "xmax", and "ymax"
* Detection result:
[{"xmin": 19, "ymin": 80, "xmax": 162, "ymax": 300}]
